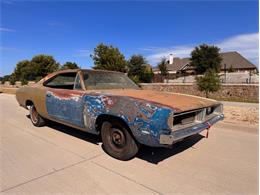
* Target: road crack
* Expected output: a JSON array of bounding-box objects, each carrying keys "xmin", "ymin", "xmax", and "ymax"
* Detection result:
[
  {"xmin": 91, "ymin": 161, "xmax": 163, "ymax": 195},
  {"xmin": 2, "ymin": 153, "xmax": 104, "ymax": 193}
]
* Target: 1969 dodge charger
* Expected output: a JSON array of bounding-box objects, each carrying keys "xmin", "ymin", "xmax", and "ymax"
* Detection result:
[{"xmin": 16, "ymin": 69, "xmax": 224, "ymax": 160}]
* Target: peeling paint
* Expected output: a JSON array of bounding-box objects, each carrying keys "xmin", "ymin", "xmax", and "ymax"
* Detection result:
[
  {"xmin": 46, "ymin": 89, "xmax": 85, "ymax": 128},
  {"xmin": 17, "ymin": 69, "xmax": 222, "ymax": 148},
  {"xmin": 46, "ymin": 89, "xmax": 175, "ymax": 146}
]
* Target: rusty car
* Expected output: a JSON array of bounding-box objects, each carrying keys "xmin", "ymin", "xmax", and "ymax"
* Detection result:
[{"xmin": 16, "ymin": 69, "xmax": 224, "ymax": 160}]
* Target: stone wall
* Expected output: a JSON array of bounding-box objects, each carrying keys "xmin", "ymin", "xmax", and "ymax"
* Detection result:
[
  {"xmin": 140, "ymin": 83, "xmax": 259, "ymax": 102},
  {"xmin": 0, "ymin": 81, "xmax": 36, "ymax": 88}
]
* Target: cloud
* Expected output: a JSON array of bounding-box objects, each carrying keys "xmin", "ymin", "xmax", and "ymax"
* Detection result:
[
  {"xmin": 144, "ymin": 33, "xmax": 259, "ymax": 66},
  {"xmin": 144, "ymin": 45, "xmax": 194, "ymax": 65},
  {"xmin": 74, "ymin": 49, "xmax": 91, "ymax": 57},
  {"xmin": 218, "ymin": 33, "xmax": 259, "ymax": 65},
  {"xmin": 0, "ymin": 27, "xmax": 15, "ymax": 32}
]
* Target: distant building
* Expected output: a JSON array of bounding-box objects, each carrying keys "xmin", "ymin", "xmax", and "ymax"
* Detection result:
[{"xmin": 153, "ymin": 51, "xmax": 258, "ymax": 75}]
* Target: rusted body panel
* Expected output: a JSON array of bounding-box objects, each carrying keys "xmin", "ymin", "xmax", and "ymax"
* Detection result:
[
  {"xmin": 46, "ymin": 89, "xmax": 86, "ymax": 128},
  {"xmin": 43, "ymin": 89, "xmax": 174, "ymax": 146},
  {"xmin": 83, "ymin": 92, "xmax": 174, "ymax": 146},
  {"xmin": 16, "ymin": 84, "xmax": 48, "ymax": 118},
  {"xmin": 90, "ymin": 89, "xmax": 219, "ymax": 113},
  {"xmin": 16, "ymin": 69, "xmax": 224, "ymax": 147}
]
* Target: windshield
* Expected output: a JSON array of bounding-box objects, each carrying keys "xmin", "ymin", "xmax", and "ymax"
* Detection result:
[{"xmin": 83, "ymin": 71, "xmax": 140, "ymax": 90}]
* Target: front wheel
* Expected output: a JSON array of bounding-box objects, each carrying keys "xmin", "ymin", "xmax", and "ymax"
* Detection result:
[
  {"xmin": 29, "ymin": 105, "xmax": 45, "ymax": 127},
  {"xmin": 101, "ymin": 121, "xmax": 139, "ymax": 160}
]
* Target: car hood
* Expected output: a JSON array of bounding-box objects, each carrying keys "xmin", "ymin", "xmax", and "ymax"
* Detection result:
[{"xmin": 90, "ymin": 89, "xmax": 219, "ymax": 113}]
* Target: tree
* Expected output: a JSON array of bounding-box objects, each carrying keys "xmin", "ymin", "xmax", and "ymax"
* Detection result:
[
  {"xmin": 196, "ymin": 70, "xmax": 221, "ymax": 98},
  {"xmin": 31, "ymin": 54, "xmax": 59, "ymax": 77},
  {"xmin": 127, "ymin": 54, "xmax": 147, "ymax": 77},
  {"xmin": 21, "ymin": 78, "xmax": 28, "ymax": 86},
  {"xmin": 1, "ymin": 75, "xmax": 10, "ymax": 84},
  {"xmin": 190, "ymin": 44, "xmax": 222, "ymax": 74},
  {"xmin": 91, "ymin": 43, "xmax": 127, "ymax": 72},
  {"xmin": 157, "ymin": 58, "xmax": 169, "ymax": 76},
  {"xmin": 13, "ymin": 60, "xmax": 32, "ymax": 81},
  {"xmin": 9, "ymin": 73, "xmax": 16, "ymax": 85},
  {"xmin": 60, "ymin": 62, "xmax": 79, "ymax": 70},
  {"xmin": 139, "ymin": 64, "xmax": 154, "ymax": 83},
  {"xmin": 127, "ymin": 54, "xmax": 153, "ymax": 83},
  {"xmin": 12, "ymin": 55, "xmax": 59, "ymax": 83}
]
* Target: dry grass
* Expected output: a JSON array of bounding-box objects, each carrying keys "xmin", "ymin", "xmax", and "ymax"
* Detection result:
[
  {"xmin": 0, "ymin": 87, "xmax": 17, "ymax": 94},
  {"xmin": 224, "ymin": 106, "xmax": 259, "ymax": 125}
]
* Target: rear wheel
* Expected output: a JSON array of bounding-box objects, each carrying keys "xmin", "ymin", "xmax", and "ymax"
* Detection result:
[
  {"xmin": 29, "ymin": 105, "xmax": 45, "ymax": 127},
  {"xmin": 101, "ymin": 121, "xmax": 139, "ymax": 160}
]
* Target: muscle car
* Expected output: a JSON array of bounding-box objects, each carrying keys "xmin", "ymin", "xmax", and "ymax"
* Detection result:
[{"xmin": 16, "ymin": 69, "xmax": 224, "ymax": 160}]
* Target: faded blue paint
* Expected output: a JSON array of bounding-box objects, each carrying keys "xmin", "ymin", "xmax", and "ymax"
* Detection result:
[
  {"xmin": 82, "ymin": 93, "xmax": 174, "ymax": 147},
  {"xmin": 46, "ymin": 91, "xmax": 85, "ymax": 128},
  {"xmin": 46, "ymin": 91, "xmax": 175, "ymax": 147}
]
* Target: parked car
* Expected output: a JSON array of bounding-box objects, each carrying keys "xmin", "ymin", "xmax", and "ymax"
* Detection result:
[{"xmin": 16, "ymin": 69, "xmax": 224, "ymax": 160}]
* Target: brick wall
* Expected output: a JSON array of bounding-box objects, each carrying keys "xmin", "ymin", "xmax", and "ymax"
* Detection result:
[{"xmin": 140, "ymin": 83, "xmax": 259, "ymax": 102}]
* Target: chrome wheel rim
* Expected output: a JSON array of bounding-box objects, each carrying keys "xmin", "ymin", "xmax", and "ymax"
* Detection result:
[{"xmin": 30, "ymin": 106, "xmax": 38, "ymax": 124}]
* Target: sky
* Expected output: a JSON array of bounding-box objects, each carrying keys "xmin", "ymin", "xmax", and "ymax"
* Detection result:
[{"xmin": 0, "ymin": 0, "xmax": 259, "ymax": 76}]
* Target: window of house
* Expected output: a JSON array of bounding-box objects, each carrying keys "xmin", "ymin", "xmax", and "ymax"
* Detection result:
[{"xmin": 44, "ymin": 72, "xmax": 77, "ymax": 89}]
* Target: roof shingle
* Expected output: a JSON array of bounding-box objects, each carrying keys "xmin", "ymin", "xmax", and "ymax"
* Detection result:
[{"xmin": 154, "ymin": 51, "xmax": 257, "ymax": 72}]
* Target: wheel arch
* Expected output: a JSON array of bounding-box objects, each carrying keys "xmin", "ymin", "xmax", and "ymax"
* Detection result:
[
  {"xmin": 95, "ymin": 114, "xmax": 138, "ymax": 142},
  {"xmin": 25, "ymin": 99, "xmax": 34, "ymax": 108}
]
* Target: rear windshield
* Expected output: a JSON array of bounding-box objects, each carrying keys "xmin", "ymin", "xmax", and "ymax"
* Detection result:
[{"xmin": 83, "ymin": 71, "xmax": 139, "ymax": 90}]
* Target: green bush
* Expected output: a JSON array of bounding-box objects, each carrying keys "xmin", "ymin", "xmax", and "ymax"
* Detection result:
[
  {"xmin": 196, "ymin": 70, "xmax": 221, "ymax": 98},
  {"xmin": 21, "ymin": 78, "xmax": 28, "ymax": 86}
]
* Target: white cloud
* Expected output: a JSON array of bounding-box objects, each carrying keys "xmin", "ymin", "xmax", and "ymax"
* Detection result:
[
  {"xmin": 145, "ymin": 45, "xmax": 194, "ymax": 65},
  {"xmin": 0, "ymin": 27, "xmax": 15, "ymax": 32},
  {"xmin": 145, "ymin": 33, "xmax": 259, "ymax": 66},
  {"xmin": 74, "ymin": 49, "xmax": 91, "ymax": 57},
  {"xmin": 218, "ymin": 33, "xmax": 258, "ymax": 65}
]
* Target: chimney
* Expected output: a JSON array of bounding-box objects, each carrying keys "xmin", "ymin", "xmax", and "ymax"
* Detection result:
[{"xmin": 169, "ymin": 54, "xmax": 174, "ymax": 64}]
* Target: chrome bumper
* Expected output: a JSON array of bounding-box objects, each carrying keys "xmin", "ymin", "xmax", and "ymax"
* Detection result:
[{"xmin": 159, "ymin": 113, "xmax": 224, "ymax": 145}]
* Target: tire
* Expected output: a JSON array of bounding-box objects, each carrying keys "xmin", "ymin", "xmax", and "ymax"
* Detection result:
[
  {"xmin": 29, "ymin": 105, "xmax": 45, "ymax": 127},
  {"xmin": 101, "ymin": 121, "xmax": 140, "ymax": 160}
]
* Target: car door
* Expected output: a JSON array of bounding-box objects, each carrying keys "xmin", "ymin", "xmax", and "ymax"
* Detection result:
[{"xmin": 44, "ymin": 72, "xmax": 86, "ymax": 128}]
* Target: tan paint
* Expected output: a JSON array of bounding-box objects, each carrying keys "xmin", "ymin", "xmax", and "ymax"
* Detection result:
[
  {"xmin": 88, "ymin": 89, "xmax": 219, "ymax": 112},
  {"xmin": 16, "ymin": 84, "xmax": 48, "ymax": 117},
  {"xmin": 16, "ymin": 69, "xmax": 80, "ymax": 118}
]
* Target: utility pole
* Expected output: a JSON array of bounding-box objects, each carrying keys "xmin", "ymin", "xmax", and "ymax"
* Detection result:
[{"xmin": 249, "ymin": 70, "xmax": 252, "ymax": 84}]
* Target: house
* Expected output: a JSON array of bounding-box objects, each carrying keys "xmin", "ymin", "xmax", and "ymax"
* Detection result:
[{"xmin": 153, "ymin": 51, "xmax": 258, "ymax": 76}]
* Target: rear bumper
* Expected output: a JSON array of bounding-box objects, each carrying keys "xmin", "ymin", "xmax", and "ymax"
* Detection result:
[{"xmin": 159, "ymin": 113, "xmax": 224, "ymax": 145}]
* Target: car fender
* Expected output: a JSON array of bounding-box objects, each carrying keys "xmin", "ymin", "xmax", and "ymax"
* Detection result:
[{"xmin": 84, "ymin": 93, "xmax": 174, "ymax": 146}]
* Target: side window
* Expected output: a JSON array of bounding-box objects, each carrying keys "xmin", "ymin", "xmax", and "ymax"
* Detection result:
[
  {"xmin": 44, "ymin": 72, "xmax": 77, "ymax": 90},
  {"xmin": 74, "ymin": 73, "xmax": 82, "ymax": 90}
]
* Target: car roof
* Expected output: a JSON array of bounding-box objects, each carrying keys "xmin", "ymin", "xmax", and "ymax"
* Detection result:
[{"xmin": 53, "ymin": 69, "xmax": 124, "ymax": 75}]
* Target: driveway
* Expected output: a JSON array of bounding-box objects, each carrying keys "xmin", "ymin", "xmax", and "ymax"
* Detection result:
[{"xmin": 1, "ymin": 94, "xmax": 258, "ymax": 194}]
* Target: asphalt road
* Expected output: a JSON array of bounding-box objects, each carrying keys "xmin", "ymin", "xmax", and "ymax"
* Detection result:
[{"xmin": 1, "ymin": 94, "xmax": 258, "ymax": 194}]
